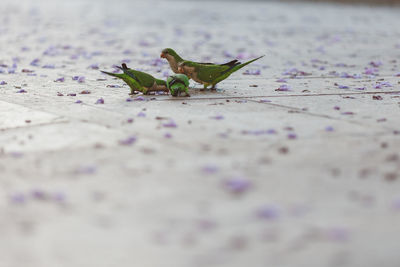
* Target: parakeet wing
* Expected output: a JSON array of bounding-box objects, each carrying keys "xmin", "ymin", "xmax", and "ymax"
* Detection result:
[
  {"xmin": 195, "ymin": 64, "xmax": 232, "ymax": 83},
  {"xmin": 197, "ymin": 59, "xmax": 239, "ymax": 66},
  {"xmin": 124, "ymin": 69, "xmax": 155, "ymax": 88}
]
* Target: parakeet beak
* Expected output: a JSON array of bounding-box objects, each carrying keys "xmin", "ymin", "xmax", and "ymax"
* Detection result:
[{"xmin": 160, "ymin": 53, "xmax": 166, "ymax": 58}]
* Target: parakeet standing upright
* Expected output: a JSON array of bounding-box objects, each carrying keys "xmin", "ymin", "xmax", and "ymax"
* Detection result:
[
  {"xmin": 160, "ymin": 48, "xmax": 185, "ymax": 73},
  {"xmin": 160, "ymin": 48, "xmax": 264, "ymax": 89},
  {"xmin": 177, "ymin": 56, "xmax": 264, "ymax": 89},
  {"xmin": 101, "ymin": 63, "xmax": 168, "ymax": 95}
]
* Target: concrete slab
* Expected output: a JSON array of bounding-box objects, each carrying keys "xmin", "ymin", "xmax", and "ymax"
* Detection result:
[{"xmin": 0, "ymin": 0, "xmax": 400, "ymax": 266}]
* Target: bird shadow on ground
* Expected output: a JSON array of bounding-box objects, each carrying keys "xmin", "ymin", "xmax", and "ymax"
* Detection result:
[{"xmin": 188, "ymin": 87, "xmax": 226, "ymax": 96}]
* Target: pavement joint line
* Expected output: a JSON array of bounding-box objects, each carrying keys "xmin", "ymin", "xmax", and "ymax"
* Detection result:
[
  {"xmin": 249, "ymin": 100, "xmax": 395, "ymax": 131},
  {"xmin": 157, "ymin": 90, "xmax": 400, "ymax": 101},
  {"xmin": 0, "ymin": 119, "xmax": 70, "ymax": 132},
  {"xmin": 247, "ymin": 99, "xmax": 399, "ymax": 132}
]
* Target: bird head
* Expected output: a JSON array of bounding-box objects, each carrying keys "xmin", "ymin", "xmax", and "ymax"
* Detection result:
[
  {"xmin": 160, "ymin": 48, "xmax": 183, "ymax": 62},
  {"xmin": 160, "ymin": 48, "xmax": 172, "ymax": 58}
]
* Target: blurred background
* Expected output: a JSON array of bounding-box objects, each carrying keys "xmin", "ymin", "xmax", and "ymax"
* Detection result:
[{"xmin": 207, "ymin": 0, "xmax": 400, "ymax": 3}]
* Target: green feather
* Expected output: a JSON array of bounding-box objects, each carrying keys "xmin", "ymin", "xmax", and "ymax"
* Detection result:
[
  {"xmin": 101, "ymin": 70, "xmax": 144, "ymax": 94},
  {"xmin": 182, "ymin": 55, "xmax": 264, "ymax": 87},
  {"xmin": 101, "ymin": 64, "xmax": 167, "ymax": 94}
]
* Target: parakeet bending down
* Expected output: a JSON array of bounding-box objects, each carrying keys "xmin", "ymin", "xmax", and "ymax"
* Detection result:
[
  {"xmin": 160, "ymin": 48, "xmax": 264, "ymax": 89},
  {"xmin": 167, "ymin": 74, "xmax": 190, "ymax": 97},
  {"xmin": 101, "ymin": 63, "xmax": 168, "ymax": 95}
]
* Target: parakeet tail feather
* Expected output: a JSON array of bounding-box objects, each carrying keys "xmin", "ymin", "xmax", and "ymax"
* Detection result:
[
  {"xmin": 236, "ymin": 55, "xmax": 264, "ymax": 71},
  {"xmin": 101, "ymin": 70, "xmax": 123, "ymax": 79}
]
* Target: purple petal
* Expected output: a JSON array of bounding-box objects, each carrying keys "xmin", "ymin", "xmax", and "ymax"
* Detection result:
[
  {"xmin": 75, "ymin": 100, "xmax": 82, "ymax": 104},
  {"xmin": 0, "ymin": 81, "xmax": 7, "ymax": 85},
  {"xmin": 256, "ymin": 205, "xmax": 280, "ymax": 220},
  {"xmin": 17, "ymin": 89, "xmax": 27, "ymax": 93},
  {"xmin": 275, "ymin": 84, "xmax": 291, "ymax": 91},
  {"xmin": 201, "ymin": 165, "xmax": 219, "ymax": 174},
  {"xmin": 10, "ymin": 193, "xmax": 26, "ymax": 204},
  {"xmin": 53, "ymin": 192, "xmax": 66, "ymax": 203},
  {"xmin": 88, "ymin": 63, "xmax": 99, "ymax": 69},
  {"xmin": 339, "ymin": 72, "xmax": 352, "ymax": 78},
  {"xmin": 237, "ymin": 52, "xmax": 252, "ymax": 60},
  {"xmin": 210, "ymin": 115, "xmax": 224, "ymax": 120},
  {"xmin": 9, "ymin": 151, "xmax": 24, "ymax": 158},
  {"xmin": 162, "ymin": 120, "xmax": 177, "ymax": 128},
  {"xmin": 139, "ymin": 40, "xmax": 150, "ymax": 47},
  {"xmin": 119, "ymin": 136, "xmax": 137, "ymax": 146},
  {"xmin": 74, "ymin": 166, "xmax": 96, "ymax": 174},
  {"xmin": 223, "ymin": 50, "xmax": 234, "ymax": 58},
  {"xmin": 364, "ymin": 68, "xmax": 378, "ymax": 75},
  {"xmin": 133, "ymin": 96, "xmax": 146, "ymax": 101},
  {"xmin": 77, "ymin": 76, "xmax": 85, "ymax": 83},
  {"xmin": 326, "ymin": 227, "xmax": 350, "ymax": 242},
  {"xmin": 224, "ymin": 177, "xmax": 251, "ymax": 194},
  {"xmin": 54, "ymin": 77, "xmax": 65, "ymax": 82},
  {"xmin": 392, "ymin": 198, "xmax": 400, "ymax": 211},
  {"xmin": 243, "ymin": 69, "xmax": 261, "ymax": 75},
  {"xmin": 42, "ymin": 64, "xmax": 55, "ymax": 69},
  {"xmin": 95, "ymin": 98, "xmax": 104, "ymax": 104},
  {"xmin": 369, "ymin": 61, "xmax": 382, "ymax": 68},
  {"xmin": 137, "ymin": 112, "xmax": 146, "ymax": 117},
  {"xmin": 31, "ymin": 190, "xmax": 48, "ymax": 200},
  {"xmin": 379, "ymin": 81, "xmax": 393, "ymax": 87},
  {"xmin": 30, "ymin": 58, "xmax": 40, "ymax": 66}
]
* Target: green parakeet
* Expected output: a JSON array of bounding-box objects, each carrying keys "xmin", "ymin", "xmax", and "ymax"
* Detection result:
[
  {"xmin": 160, "ymin": 48, "xmax": 227, "ymax": 74},
  {"xmin": 167, "ymin": 74, "xmax": 190, "ymax": 97},
  {"xmin": 160, "ymin": 48, "xmax": 264, "ymax": 89},
  {"xmin": 101, "ymin": 63, "xmax": 168, "ymax": 95}
]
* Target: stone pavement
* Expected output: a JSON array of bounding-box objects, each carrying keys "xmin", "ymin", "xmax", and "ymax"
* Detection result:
[{"xmin": 0, "ymin": 0, "xmax": 400, "ymax": 266}]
